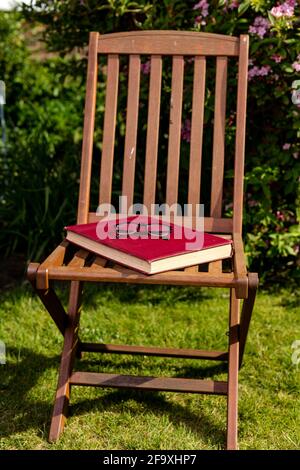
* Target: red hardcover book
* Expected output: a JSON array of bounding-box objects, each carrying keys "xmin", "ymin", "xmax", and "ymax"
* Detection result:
[{"xmin": 65, "ymin": 216, "xmax": 232, "ymax": 275}]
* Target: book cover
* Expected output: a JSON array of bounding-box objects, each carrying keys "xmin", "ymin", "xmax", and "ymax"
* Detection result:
[{"xmin": 65, "ymin": 216, "xmax": 232, "ymax": 274}]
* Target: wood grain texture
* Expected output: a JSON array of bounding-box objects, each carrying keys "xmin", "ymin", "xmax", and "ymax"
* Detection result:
[
  {"xmin": 87, "ymin": 212, "xmax": 234, "ymax": 233},
  {"xmin": 99, "ymin": 54, "xmax": 119, "ymax": 205},
  {"xmin": 239, "ymin": 272, "xmax": 258, "ymax": 368},
  {"xmin": 143, "ymin": 55, "xmax": 162, "ymax": 211},
  {"xmin": 98, "ymin": 31, "xmax": 239, "ymax": 56},
  {"xmin": 49, "ymin": 281, "xmax": 82, "ymax": 442},
  {"xmin": 68, "ymin": 249, "xmax": 90, "ymax": 267},
  {"xmin": 232, "ymin": 232, "xmax": 248, "ymax": 298},
  {"xmin": 70, "ymin": 371, "xmax": 228, "ymax": 395},
  {"xmin": 233, "ymin": 35, "xmax": 249, "ymax": 234},
  {"xmin": 210, "ymin": 56, "xmax": 228, "ymax": 219},
  {"xmin": 166, "ymin": 56, "xmax": 184, "ymax": 206},
  {"xmin": 208, "ymin": 260, "xmax": 223, "ymax": 275},
  {"xmin": 78, "ymin": 32, "xmax": 99, "ymax": 224},
  {"xmin": 36, "ymin": 240, "xmax": 69, "ymax": 289},
  {"xmin": 226, "ymin": 288, "xmax": 240, "ymax": 450},
  {"xmin": 46, "ymin": 265, "xmax": 237, "ymax": 288},
  {"xmin": 122, "ymin": 55, "xmax": 141, "ymax": 208},
  {"xmin": 188, "ymin": 56, "xmax": 206, "ymax": 210}
]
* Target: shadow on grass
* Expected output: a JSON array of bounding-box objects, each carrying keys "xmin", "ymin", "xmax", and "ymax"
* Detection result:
[
  {"xmin": 71, "ymin": 389, "xmax": 226, "ymax": 448},
  {"xmin": 49, "ymin": 281, "xmax": 214, "ymax": 310},
  {"xmin": 0, "ymin": 346, "xmax": 227, "ymax": 448},
  {"xmin": 77, "ymin": 355, "xmax": 227, "ymax": 379}
]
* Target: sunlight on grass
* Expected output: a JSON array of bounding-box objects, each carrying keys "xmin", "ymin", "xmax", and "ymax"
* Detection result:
[{"xmin": 0, "ymin": 282, "xmax": 299, "ymax": 449}]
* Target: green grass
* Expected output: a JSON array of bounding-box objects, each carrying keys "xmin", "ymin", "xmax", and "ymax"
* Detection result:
[{"xmin": 0, "ymin": 282, "xmax": 299, "ymax": 450}]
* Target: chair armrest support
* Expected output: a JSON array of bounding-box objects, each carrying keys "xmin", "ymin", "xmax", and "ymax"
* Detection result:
[
  {"xmin": 35, "ymin": 240, "xmax": 69, "ymax": 290},
  {"xmin": 233, "ymin": 233, "xmax": 248, "ymax": 299}
]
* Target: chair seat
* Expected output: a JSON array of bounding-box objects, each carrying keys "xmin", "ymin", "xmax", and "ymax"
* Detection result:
[{"xmin": 29, "ymin": 236, "xmax": 249, "ymax": 298}]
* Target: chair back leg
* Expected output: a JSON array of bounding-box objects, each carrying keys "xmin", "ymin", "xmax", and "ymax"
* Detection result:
[{"xmin": 226, "ymin": 288, "xmax": 240, "ymax": 450}]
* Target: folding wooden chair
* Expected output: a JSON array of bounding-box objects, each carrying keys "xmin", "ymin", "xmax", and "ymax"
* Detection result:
[{"xmin": 27, "ymin": 31, "xmax": 258, "ymax": 449}]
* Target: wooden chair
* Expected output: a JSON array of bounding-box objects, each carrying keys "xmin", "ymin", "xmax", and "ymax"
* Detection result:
[{"xmin": 27, "ymin": 31, "xmax": 258, "ymax": 450}]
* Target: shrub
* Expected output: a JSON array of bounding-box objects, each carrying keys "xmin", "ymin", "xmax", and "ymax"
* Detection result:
[
  {"xmin": 0, "ymin": 12, "xmax": 85, "ymax": 259},
  {"xmin": 0, "ymin": 1, "xmax": 299, "ymax": 282}
]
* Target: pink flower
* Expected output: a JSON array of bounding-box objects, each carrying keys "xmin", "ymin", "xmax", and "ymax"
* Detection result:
[
  {"xmin": 270, "ymin": 1, "xmax": 295, "ymax": 18},
  {"xmin": 271, "ymin": 54, "xmax": 283, "ymax": 63},
  {"xmin": 276, "ymin": 210, "xmax": 285, "ymax": 221},
  {"xmin": 248, "ymin": 199, "xmax": 258, "ymax": 208},
  {"xmin": 193, "ymin": 0, "xmax": 209, "ymax": 17},
  {"xmin": 282, "ymin": 143, "xmax": 291, "ymax": 150},
  {"xmin": 292, "ymin": 62, "xmax": 300, "ymax": 72},
  {"xmin": 260, "ymin": 65, "xmax": 271, "ymax": 76},
  {"xmin": 222, "ymin": 0, "xmax": 239, "ymax": 11},
  {"xmin": 229, "ymin": 0, "xmax": 239, "ymax": 9},
  {"xmin": 248, "ymin": 65, "xmax": 272, "ymax": 80},
  {"xmin": 181, "ymin": 119, "xmax": 191, "ymax": 142},
  {"xmin": 141, "ymin": 61, "xmax": 151, "ymax": 75},
  {"xmin": 249, "ymin": 16, "xmax": 270, "ymax": 39}
]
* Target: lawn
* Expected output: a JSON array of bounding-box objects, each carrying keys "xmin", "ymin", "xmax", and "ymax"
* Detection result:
[{"xmin": 0, "ymin": 281, "xmax": 299, "ymax": 450}]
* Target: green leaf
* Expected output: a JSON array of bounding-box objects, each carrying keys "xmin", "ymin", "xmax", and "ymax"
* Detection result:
[
  {"xmin": 250, "ymin": 41, "xmax": 261, "ymax": 54},
  {"xmin": 282, "ymin": 65, "xmax": 294, "ymax": 73},
  {"xmin": 238, "ymin": 0, "xmax": 250, "ymax": 16},
  {"xmin": 267, "ymin": 11, "xmax": 275, "ymax": 25}
]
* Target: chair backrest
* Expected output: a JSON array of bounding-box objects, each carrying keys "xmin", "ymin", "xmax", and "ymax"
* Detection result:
[{"xmin": 77, "ymin": 31, "xmax": 249, "ymax": 235}]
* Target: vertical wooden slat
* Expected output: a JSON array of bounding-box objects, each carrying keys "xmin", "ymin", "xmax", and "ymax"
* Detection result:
[
  {"xmin": 188, "ymin": 56, "xmax": 206, "ymax": 210},
  {"xmin": 99, "ymin": 54, "xmax": 119, "ymax": 205},
  {"xmin": 208, "ymin": 260, "xmax": 223, "ymax": 274},
  {"xmin": 143, "ymin": 55, "xmax": 162, "ymax": 212},
  {"xmin": 210, "ymin": 56, "xmax": 228, "ymax": 219},
  {"xmin": 77, "ymin": 32, "xmax": 99, "ymax": 224},
  {"xmin": 166, "ymin": 56, "xmax": 184, "ymax": 206},
  {"xmin": 209, "ymin": 56, "xmax": 227, "ymax": 275},
  {"xmin": 185, "ymin": 57, "xmax": 206, "ymax": 273},
  {"xmin": 122, "ymin": 54, "xmax": 141, "ymax": 208},
  {"xmin": 233, "ymin": 35, "xmax": 249, "ymax": 234}
]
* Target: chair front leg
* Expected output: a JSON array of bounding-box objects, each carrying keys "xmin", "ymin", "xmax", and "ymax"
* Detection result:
[
  {"xmin": 49, "ymin": 281, "xmax": 83, "ymax": 442},
  {"xmin": 28, "ymin": 263, "xmax": 68, "ymax": 336},
  {"xmin": 226, "ymin": 288, "xmax": 240, "ymax": 450},
  {"xmin": 239, "ymin": 273, "xmax": 259, "ymax": 369}
]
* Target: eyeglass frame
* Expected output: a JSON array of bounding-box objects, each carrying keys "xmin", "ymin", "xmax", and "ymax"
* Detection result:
[{"xmin": 110, "ymin": 221, "xmax": 173, "ymax": 239}]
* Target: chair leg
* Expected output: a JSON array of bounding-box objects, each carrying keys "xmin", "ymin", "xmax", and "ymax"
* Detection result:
[
  {"xmin": 226, "ymin": 288, "xmax": 240, "ymax": 450},
  {"xmin": 239, "ymin": 273, "xmax": 259, "ymax": 369},
  {"xmin": 49, "ymin": 281, "xmax": 83, "ymax": 442},
  {"xmin": 28, "ymin": 263, "xmax": 68, "ymax": 336}
]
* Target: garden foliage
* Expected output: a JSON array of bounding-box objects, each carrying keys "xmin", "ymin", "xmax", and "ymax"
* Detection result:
[{"xmin": 0, "ymin": 0, "xmax": 299, "ymax": 282}]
